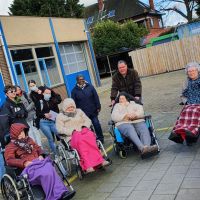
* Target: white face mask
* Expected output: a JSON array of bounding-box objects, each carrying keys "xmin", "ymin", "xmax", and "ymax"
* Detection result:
[
  {"xmin": 44, "ymin": 94, "xmax": 51, "ymax": 101},
  {"xmin": 30, "ymin": 86, "xmax": 38, "ymax": 91}
]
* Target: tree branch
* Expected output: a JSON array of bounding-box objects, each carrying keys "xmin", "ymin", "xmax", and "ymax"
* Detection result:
[{"xmin": 162, "ymin": 7, "xmax": 188, "ymax": 19}]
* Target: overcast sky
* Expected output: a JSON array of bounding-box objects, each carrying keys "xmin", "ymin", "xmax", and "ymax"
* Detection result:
[{"xmin": 0, "ymin": 0, "xmax": 187, "ymax": 26}]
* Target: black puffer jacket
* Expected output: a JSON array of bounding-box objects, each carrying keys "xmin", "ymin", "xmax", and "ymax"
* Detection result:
[
  {"xmin": 0, "ymin": 106, "xmax": 9, "ymax": 148},
  {"xmin": 110, "ymin": 69, "xmax": 142, "ymax": 100},
  {"xmin": 2, "ymin": 98, "xmax": 28, "ymax": 126}
]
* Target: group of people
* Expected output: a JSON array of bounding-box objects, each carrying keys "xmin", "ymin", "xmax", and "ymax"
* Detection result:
[
  {"xmin": 0, "ymin": 58, "xmax": 199, "ymax": 200},
  {"xmin": 0, "ymin": 74, "xmax": 109, "ymax": 199}
]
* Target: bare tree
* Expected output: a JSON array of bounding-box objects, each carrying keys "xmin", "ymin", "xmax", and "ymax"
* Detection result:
[{"xmin": 156, "ymin": 0, "xmax": 197, "ymax": 22}]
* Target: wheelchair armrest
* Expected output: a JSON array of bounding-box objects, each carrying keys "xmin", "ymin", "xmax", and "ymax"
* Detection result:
[
  {"xmin": 108, "ymin": 120, "xmax": 115, "ymax": 126},
  {"xmin": 144, "ymin": 115, "xmax": 152, "ymax": 120},
  {"xmin": 5, "ymin": 165, "xmax": 23, "ymax": 178},
  {"xmin": 40, "ymin": 152, "xmax": 49, "ymax": 158}
]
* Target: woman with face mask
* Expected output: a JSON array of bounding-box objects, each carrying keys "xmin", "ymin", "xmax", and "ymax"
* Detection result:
[
  {"xmin": 35, "ymin": 86, "xmax": 62, "ymax": 153},
  {"xmin": 28, "ymin": 80, "xmax": 43, "ymax": 105}
]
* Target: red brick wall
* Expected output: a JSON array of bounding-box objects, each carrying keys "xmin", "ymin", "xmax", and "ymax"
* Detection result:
[{"xmin": 0, "ymin": 46, "xmax": 12, "ymax": 85}]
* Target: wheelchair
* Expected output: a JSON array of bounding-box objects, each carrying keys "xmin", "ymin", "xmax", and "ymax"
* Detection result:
[
  {"xmin": 0, "ymin": 135, "xmax": 75, "ymax": 200},
  {"xmin": 59, "ymin": 134, "xmax": 112, "ymax": 180},
  {"xmin": 108, "ymin": 115, "xmax": 160, "ymax": 159}
]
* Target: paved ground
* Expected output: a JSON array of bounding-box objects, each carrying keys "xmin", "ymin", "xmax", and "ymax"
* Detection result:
[
  {"xmin": 71, "ymin": 70, "xmax": 200, "ymax": 200},
  {"xmin": 3, "ymin": 69, "xmax": 200, "ymax": 200}
]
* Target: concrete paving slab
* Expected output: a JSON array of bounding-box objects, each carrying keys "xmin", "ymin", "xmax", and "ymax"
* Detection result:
[
  {"xmin": 150, "ymin": 194, "xmax": 176, "ymax": 200},
  {"xmin": 127, "ymin": 190, "xmax": 153, "ymax": 200},
  {"xmin": 134, "ymin": 179, "xmax": 160, "ymax": 191},
  {"xmin": 109, "ymin": 186, "xmax": 134, "ymax": 198},
  {"xmin": 181, "ymin": 177, "xmax": 200, "ymax": 189},
  {"xmin": 154, "ymin": 183, "xmax": 181, "ymax": 195},
  {"xmin": 175, "ymin": 189, "xmax": 200, "ymax": 200}
]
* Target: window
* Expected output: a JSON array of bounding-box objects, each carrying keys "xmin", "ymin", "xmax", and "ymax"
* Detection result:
[
  {"xmin": 10, "ymin": 49, "xmax": 33, "ymax": 61},
  {"xmin": 35, "ymin": 47, "xmax": 54, "ymax": 58},
  {"xmin": 36, "ymin": 46, "xmax": 61, "ymax": 86},
  {"xmin": 59, "ymin": 43, "xmax": 88, "ymax": 75},
  {"xmin": 150, "ymin": 18, "xmax": 154, "ymax": 28},
  {"xmin": 10, "ymin": 46, "xmax": 63, "ymax": 92}
]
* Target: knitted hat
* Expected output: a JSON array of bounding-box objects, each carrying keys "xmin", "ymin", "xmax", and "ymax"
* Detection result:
[
  {"xmin": 62, "ymin": 98, "xmax": 76, "ymax": 112},
  {"xmin": 10, "ymin": 123, "xmax": 29, "ymax": 140}
]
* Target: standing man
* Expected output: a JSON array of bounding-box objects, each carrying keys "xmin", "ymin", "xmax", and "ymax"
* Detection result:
[
  {"xmin": 111, "ymin": 60, "xmax": 142, "ymax": 105},
  {"xmin": 71, "ymin": 75, "xmax": 104, "ymax": 144}
]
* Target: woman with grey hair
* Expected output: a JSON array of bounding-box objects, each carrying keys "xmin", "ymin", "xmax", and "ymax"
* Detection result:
[{"xmin": 181, "ymin": 62, "xmax": 200, "ymax": 104}]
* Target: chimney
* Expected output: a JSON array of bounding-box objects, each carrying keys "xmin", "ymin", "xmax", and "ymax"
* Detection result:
[
  {"xmin": 98, "ymin": 0, "xmax": 104, "ymax": 11},
  {"xmin": 149, "ymin": 0, "xmax": 155, "ymax": 10}
]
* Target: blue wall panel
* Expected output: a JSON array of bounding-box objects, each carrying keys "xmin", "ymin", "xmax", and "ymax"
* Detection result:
[
  {"xmin": 66, "ymin": 70, "xmax": 91, "ymax": 95},
  {"xmin": 0, "ymin": 73, "xmax": 5, "ymax": 107}
]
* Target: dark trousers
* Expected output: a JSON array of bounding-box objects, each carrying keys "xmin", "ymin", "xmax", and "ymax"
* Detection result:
[{"xmin": 89, "ymin": 115, "xmax": 104, "ymax": 142}]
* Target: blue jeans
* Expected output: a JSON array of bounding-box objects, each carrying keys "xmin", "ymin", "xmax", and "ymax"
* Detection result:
[
  {"xmin": 0, "ymin": 152, "xmax": 5, "ymax": 181},
  {"xmin": 89, "ymin": 116, "xmax": 104, "ymax": 142},
  {"xmin": 40, "ymin": 120, "xmax": 57, "ymax": 153}
]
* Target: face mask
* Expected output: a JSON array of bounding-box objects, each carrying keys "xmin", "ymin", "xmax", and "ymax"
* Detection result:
[
  {"xmin": 30, "ymin": 86, "xmax": 38, "ymax": 91},
  {"xmin": 44, "ymin": 94, "xmax": 51, "ymax": 101}
]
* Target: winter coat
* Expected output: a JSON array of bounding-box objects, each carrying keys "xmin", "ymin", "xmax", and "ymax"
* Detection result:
[
  {"xmin": 111, "ymin": 69, "xmax": 142, "ymax": 100},
  {"xmin": 17, "ymin": 92, "xmax": 36, "ymax": 122},
  {"xmin": 0, "ymin": 106, "xmax": 9, "ymax": 148},
  {"xmin": 35, "ymin": 92, "xmax": 61, "ymax": 128},
  {"xmin": 3, "ymin": 98, "xmax": 28, "ymax": 126},
  {"xmin": 29, "ymin": 91, "xmax": 43, "ymax": 105},
  {"xmin": 71, "ymin": 83, "xmax": 101, "ymax": 117},
  {"xmin": 182, "ymin": 76, "xmax": 200, "ymax": 104},
  {"xmin": 4, "ymin": 123, "xmax": 43, "ymax": 169},
  {"xmin": 56, "ymin": 108, "xmax": 91, "ymax": 141},
  {"xmin": 111, "ymin": 101, "xmax": 145, "ymax": 127}
]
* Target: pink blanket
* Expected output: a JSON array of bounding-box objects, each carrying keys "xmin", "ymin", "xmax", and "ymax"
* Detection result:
[{"xmin": 70, "ymin": 128, "xmax": 104, "ymax": 171}]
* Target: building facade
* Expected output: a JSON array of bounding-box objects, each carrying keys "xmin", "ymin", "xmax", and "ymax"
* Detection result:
[{"xmin": 0, "ymin": 16, "xmax": 100, "ymax": 105}]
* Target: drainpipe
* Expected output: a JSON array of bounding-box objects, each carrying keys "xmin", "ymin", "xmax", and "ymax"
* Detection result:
[
  {"xmin": 84, "ymin": 20, "xmax": 101, "ymax": 87},
  {"xmin": 0, "ymin": 20, "xmax": 15, "ymax": 84}
]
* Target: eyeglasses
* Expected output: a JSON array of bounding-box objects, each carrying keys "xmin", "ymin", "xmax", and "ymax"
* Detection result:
[{"xmin": 7, "ymin": 90, "xmax": 16, "ymax": 94}]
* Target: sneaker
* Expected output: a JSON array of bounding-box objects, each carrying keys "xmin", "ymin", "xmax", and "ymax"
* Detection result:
[
  {"xmin": 61, "ymin": 190, "xmax": 76, "ymax": 200},
  {"xmin": 141, "ymin": 145, "xmax": 150, "ymax": 155},
  {"xmin": 149, "ymin": 145, "xmax": 158, "ymax": 152},
  {"xmin": 101, "ymin": 160, "xmax": 110, "ymax": 167},
  {"xmin": 85, "ymin": 167, "xmax": 95, "ymax": 173}
]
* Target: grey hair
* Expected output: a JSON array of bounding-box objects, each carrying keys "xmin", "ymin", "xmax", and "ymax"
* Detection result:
[
  {"xmin": 117, "ymin": 60, "xmax": 127, "ymax": 66},
  {"xmin": 185, "ymin": 62, "xmax": 200, "ymax": 73}
]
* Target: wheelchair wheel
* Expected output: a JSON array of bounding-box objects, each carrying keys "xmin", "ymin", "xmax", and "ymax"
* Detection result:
[
  {"xmin": 57, "ymin": 144, "xmax": 72, "ymax": 176},
  {"xmin": 1, "ymin": 174, "xmax": 20, "ymax": 200},
  {"xmin": 119, "ymin": 150, "xmax": 127, "ymax": 159}
]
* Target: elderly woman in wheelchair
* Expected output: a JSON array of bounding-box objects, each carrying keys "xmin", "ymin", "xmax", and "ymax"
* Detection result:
[
  {"xmin": 56, "ymin": 98, "xmax": 110, "ymax": 175},
  {"xmin": 2, "ymin": 123, "xmax": 75, "ymax": 200},
  {"xmin": 111, "ymin": 92, "xmax": 158, "ymax": 157}
]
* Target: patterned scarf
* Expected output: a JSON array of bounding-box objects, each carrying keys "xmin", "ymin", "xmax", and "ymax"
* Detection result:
[{"xmin": 13, "ymin": 137, "xmax": 33, "ymax": 154}]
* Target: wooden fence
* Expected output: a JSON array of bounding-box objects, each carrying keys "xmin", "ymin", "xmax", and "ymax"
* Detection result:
[{"xmin": 129, "ymin": 35, "xmax": 200, "ymax": 77}]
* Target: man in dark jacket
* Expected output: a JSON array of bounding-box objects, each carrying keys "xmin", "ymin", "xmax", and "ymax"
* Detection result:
[
  {"xmin": 71, "ymin": 75, "xmax": 104, "ymax": 143},
  {"xmin": 3, "ymin": 85, "xmax": 28, "ymax": 126},
  {"xmin": 111, "ymin": 60, "xmax": 142, "ymax": 105}
]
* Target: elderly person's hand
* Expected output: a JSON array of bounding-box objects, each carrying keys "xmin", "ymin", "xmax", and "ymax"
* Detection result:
[{"xmin": 128, "ymin": 114, "xmax": 137, "ymax": 121}]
